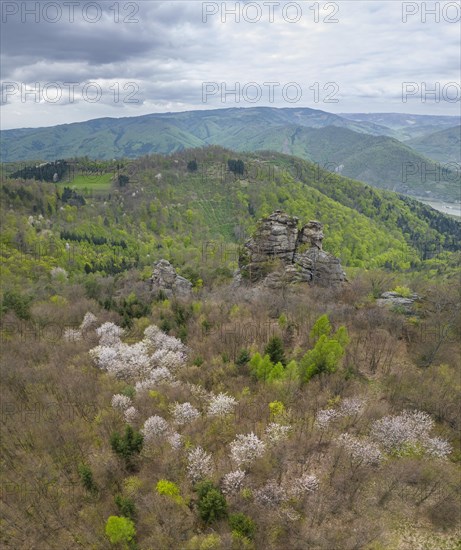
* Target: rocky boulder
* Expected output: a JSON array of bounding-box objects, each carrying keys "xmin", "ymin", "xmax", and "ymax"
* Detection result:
[
  {"xmin": 376, "ymin": 291, "xmax": 420, "ymax": 314},
  {"xmin": 150, "ymin": 259, "xmax": 192, "ymax": 299},
  {"xmin": 237, "ymin": 210, "xmax": 346, "ymax": 287}
]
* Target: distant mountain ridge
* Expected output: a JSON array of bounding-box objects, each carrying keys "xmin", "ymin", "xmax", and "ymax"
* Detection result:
[
  {"xmin": 2, "ymin": 107, "xmax": 460, "ymax": 201},
  {"xmin": 406, "ymin": 126, "xmax": 461, "ymax": 164}
]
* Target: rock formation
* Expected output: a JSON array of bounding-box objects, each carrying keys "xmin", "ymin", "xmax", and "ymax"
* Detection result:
[
  {"xmin": 237, "ymin": 210, "xmax": 346, "ymax": 287},
  {"xmin": 376, "ymin": 291, "xmax": 420, "ymax": 314},
  {"xmin": 150, "ymin": 259, "xmax": 192, "ymax": 299}
]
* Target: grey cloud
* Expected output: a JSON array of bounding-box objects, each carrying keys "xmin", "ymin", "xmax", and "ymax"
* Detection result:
[{"xmin": 1, "ymin": 0, "xmax": 460, "ymax": 129}]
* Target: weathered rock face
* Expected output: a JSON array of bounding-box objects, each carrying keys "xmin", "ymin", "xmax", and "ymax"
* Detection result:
[
  {"xmin": 376, "ymin": 291, "xmax": 420, "ymax": 314},
  {"xmin": 237, "ymin": 210, "xmax": 346, "ymax": 287},
  {"xmin": 245, "ymin": 210, "xmax": 299, "ymax": 263},
  {"xmin": 150, "ymin": 259, "xmax": 192, "ymax": 299}
]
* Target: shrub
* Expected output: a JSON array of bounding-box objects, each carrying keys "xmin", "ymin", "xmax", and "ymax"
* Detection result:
[
  {"xmin": 229, "ymin": 512, "xmax": 256, "ymax": 539},
  {"xmin": 156, "ymin": 479, "xmax": 184, "ymax": 505},
  {"xmin": 1, "ymin": 290, "xmax": 32, "ymax": 320},
  {"xmin": 77, "ymin": 463, "xmax": 97, "ymax": 493},
  {"xmin": 185, "ymin": 534, "xmax": 222, "ymax": 550},
  {"xmin": 300, "ymin": 318, "xmax": 349, "ymax": 382},
  {"xmin": 392, "ymin": 285, "xmax": 412, "ymax": 298},
  {"xmin": 195, "ymin": 481, "xmax": 228, "ymax": 524},
  {"xmin": 110, "ymin": 425, "xmax": 143, "ymax": 470},
  {"xmin": 104, "ymin": 515, "xmax": 136, "ymax": 546},
  {"xmin": 115, "ymin": 494, "xmax": 136, "ymax": 519},
  {"xmin": 236, "ymin": 349, "xmax": 251, "ymax": 366},
  {"xmin": 187, "ymin": 160, "xmax": 198, "ymax": 172},
  {"xmin": 264, "ymin": 336, "xmax": 286, "ymax": 366}
]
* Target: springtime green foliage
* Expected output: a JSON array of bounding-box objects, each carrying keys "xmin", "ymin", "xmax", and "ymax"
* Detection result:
[
  {"xmin": 309, "ymin": 314, "xmax": 332, "ymax": 341},
  {"xmin": 155, "ymin": 480, "xmax": 184, "ymax": 505},
  {"xmin": 104, "ymin": 515, "xmax": 136, "ymax": 546},
  {"xmin": 392, "ymin": 285, "xmax": 413, "ymax": 298},
  {"xmin": 195, "ymin": 481, "xmax": 228, "ymax": 524},
  {"xmin": 3, "ymin": 108, "xmax": 459, "ymax": 201},
  {"xmin": 269, "ymin": 400, "xmax": 286, "ymax": 418},
  {"xmin": 229, "ymin": 512, "xmax": 256, "ymax": 539},
  {"xmin": 300, "ymin": 318, "xmax": 349, "ymax": 382},
  {"xmin": 1, "ymin": 129, "xmax": 460, "ymax": 550},
  {"xmin": 1, "ymin": 149, "xmax": 460, "ymax": 303},
  {"xmin": 185, "ymin": 534, "xmax": 222, "ymax": 550},
  {"xmin": 1, "ymin": 290, "xmax": 32, "ymax": 320},
  {"xmin": 250, "ymin": 315, "xmax": 349, "ymax": 383}
]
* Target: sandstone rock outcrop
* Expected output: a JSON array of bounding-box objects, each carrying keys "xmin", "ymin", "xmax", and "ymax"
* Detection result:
[
  {"xmin": 237, "ymin": 210, "xmax": 346, "ymax": 287},
  {"xmin": 150, "ymin": 259, "xmax": 192, "ymax": 298}
]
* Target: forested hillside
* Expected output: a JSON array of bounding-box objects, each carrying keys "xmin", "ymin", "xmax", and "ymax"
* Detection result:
[
  {"xmin": 2, "ymin": 108, "xmax": 460, "ymax": 202},
  {"xmin": 406, "ymin": 126, "xmax": 461, "ymax": 164},
  {"xmin": 1, "ymin": 149, "xmax": 460, "ymax": 549}
]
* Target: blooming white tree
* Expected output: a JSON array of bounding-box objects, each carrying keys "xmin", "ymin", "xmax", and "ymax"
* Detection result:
[
  {"xmin": 338, "ymin": 433, "xmax": 382, "ymax": 466},
  {"xmin": 221, "ymin": 470, "xmax": 246, "ymax": 496},
  {"xmin": 90, "ymin": 323, "xmax": 188, "ymax": 384},
  {"xmin": 187, "ymin": 446, "xmax": 213, "ymax": 482},
  {"xmin": 143, "ymin": 325, "xmax": 187, "ymax": 354},
  {"xmin": 208, "ymin": 393, "xmax": 237, "ymax": 417},
  {"xmin": 229, "ymin": 433, "xmax": 266, "ymax": 467},
  {"xmin": 96, "ymin": 322, "xmax": 124, "ymax": 346},
  {"xmin": 314, "ymin": 408, "xmax": 340, "ymax": 430},
  {"xmin": 135, "ymin": 367, "xmax": 173, "ymax": 392},
  {"xmin": 142, "ymin": 415, "xmax": 169, "ymax": 442},
  {"xmin": 111, "ymin": 394, "xmax": 132, "ymax": 411},
  {"xmin": 151, "ymin": 349, "xmax": 187, "ymax": 372},
  {"xmin": 80, "ymin": 312, "xmax": 97, "ymax": 332},
  {"xmin": 124, "ymin": 406, "xmax": 139, "ymax": 424},
  {"xmin": 167, "ymin": 431, "xmax": 183, "ymax": 450},
  {"xmin": 119, "ymin": 342, "xmax": 152, "ymax": 379},
  {"xmin": 422, "ymin": 436, "xmax": 453, "ymax": 459},
  {"xmin": 370, "ymin": 409, "xmax": 451, "ymax": 458},
  {"xmin": 265, "ymin": 422, "xmax": 291, "ymax": 444},
  {"xmin": 167, "ymin": 432, "xmax": 183, "ymax": 450},
  {"xmin": 315, "ymin": 397, "xmax": 365, "ymax": 430},
  {"xmin": 89, "ymin": 345, "xmax": 119, "ymax": 371},
  {"xmin": 171, "ymin": 402, "xmax": 200, "ymax": 425}
]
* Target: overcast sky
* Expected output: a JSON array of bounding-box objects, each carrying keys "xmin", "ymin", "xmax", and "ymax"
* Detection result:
[{"xmin": 1, "ymin": 0, "xmax": 460, "ymax": 129}]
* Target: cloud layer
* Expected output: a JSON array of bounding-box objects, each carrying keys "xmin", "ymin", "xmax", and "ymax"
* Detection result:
[{"xmin": 1, "ymin": 1, "xmax": 460, "ymax": 128}]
